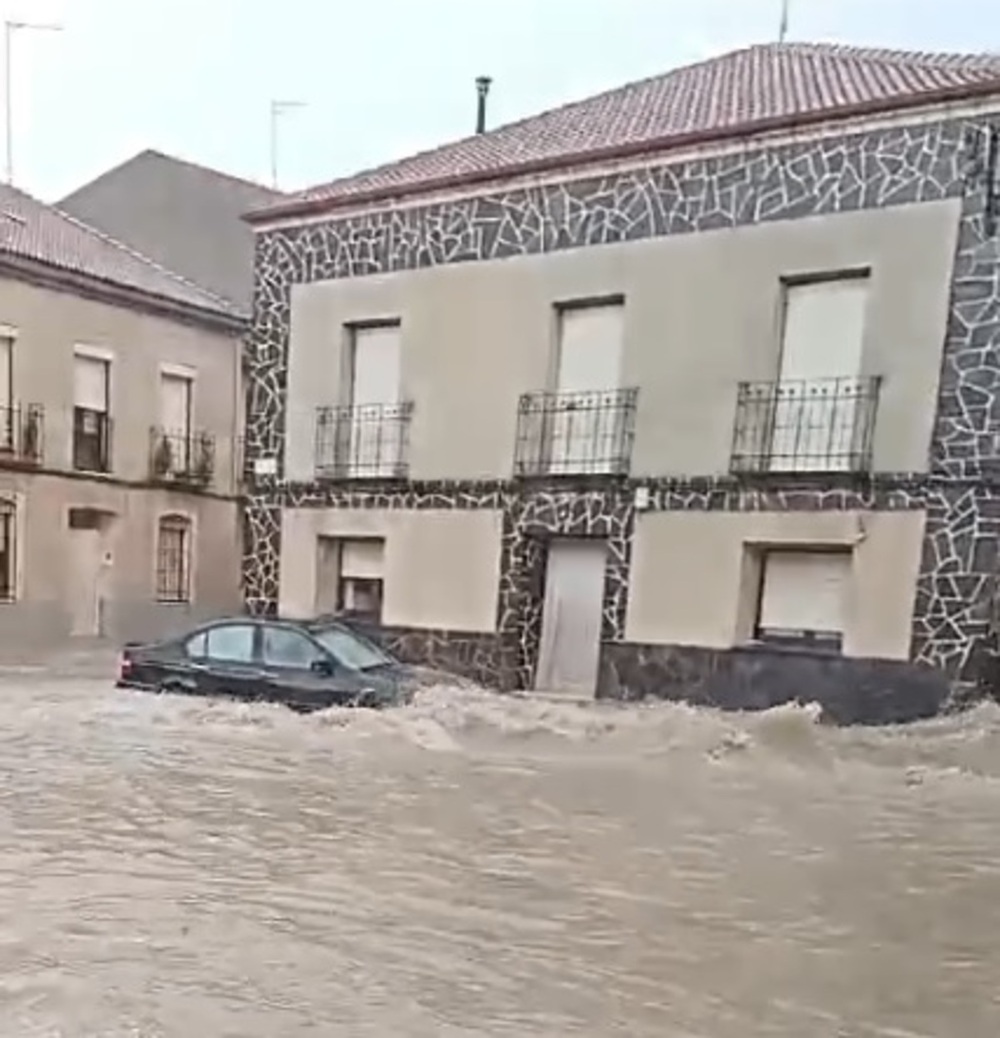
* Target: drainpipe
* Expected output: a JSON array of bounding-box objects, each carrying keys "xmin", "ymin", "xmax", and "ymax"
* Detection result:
[{"xmin": 475, "ymin": 76, "xmax": 492, "ymax": 134}]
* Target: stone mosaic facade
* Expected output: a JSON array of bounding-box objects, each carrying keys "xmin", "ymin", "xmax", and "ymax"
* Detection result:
[{"xmin": 244, "ymin": 114, "xmax": 1000, "ymax": 709}]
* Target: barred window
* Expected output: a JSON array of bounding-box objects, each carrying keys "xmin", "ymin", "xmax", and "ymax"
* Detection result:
[
  {"xmin": 156, "ymin": 514, "xmax": 190, "ymax": 603},
  {"xmin": 0, "ymin": 498, "xmax": 14, "ymax": 602}
]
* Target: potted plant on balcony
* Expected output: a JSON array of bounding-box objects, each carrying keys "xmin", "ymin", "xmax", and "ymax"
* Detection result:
[
  {"xmin": 192, "ymin": 434, "xmax": 213, "ymax": 486},
  {"xmin": 152, "ymin": 434, "xmax": 173, "ymax": 478},
  {"xmin": 21, "ymin": 407, "xmax": 41, "ymax": 463}
]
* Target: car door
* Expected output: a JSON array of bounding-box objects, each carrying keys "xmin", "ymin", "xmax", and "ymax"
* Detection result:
[
  {"xmin": 258, "ymin": 624, "xmax": 348, "ymax": 710},
  {"xmin": 191, "ymin": 622, "xmax": 266, "ymax": 702}
]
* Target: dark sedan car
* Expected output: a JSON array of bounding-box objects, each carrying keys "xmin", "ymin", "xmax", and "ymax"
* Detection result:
[{"xmin": 117, "ymin": 616, "xmax": 420, "ymax": 712}]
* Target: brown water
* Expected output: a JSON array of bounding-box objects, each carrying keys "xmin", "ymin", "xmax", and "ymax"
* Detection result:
[{"xmin": 1, "ymin": 665, "xmax": 999, "ymax": 1037}]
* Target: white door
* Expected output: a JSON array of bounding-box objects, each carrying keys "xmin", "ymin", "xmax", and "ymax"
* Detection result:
[
  {"xmin": 534, "ymin": 540, "xmax": 607, "ymax": 696},
  {"xmin": 350, "ymin": 325, "xmax": 401, "ymax": 476},
  {"xmin": 73, "ymin": 355, "xmax": 110, "ymax": 472},
  {"xmin": 160, "ymin": 374, "xmax": 191, "ymax": 469},
  {"xmin": 554, "ymin": 304, "xmax": 624, "ymax": 473},
  {"xmin": 69, "ymin": 528, "xmax": 102, "ymax": 637},
  {"xmin": 160, "ymin": 374, "xmax": 190, "ymax": 434},
  {"xmin": 771, "ymin": 278, "xmax": 868, "ymax": 471}
]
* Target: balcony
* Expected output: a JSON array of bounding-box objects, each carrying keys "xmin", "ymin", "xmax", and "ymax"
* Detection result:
[
  {"xmin": 73, "ymin": 406, "xmax": 112, "ymax": 473},
  {"xmin": 730, "ymin": 376, "xmax": 881, "ymax": 475},
  {"xmin": 514, "ymin": 387, "xmax": 638, "ymax": 478},
  {"xmin": 315, "ymin": 402, "xmax": 414, "ymax": 480},
  {"xmin": 149, "ymin": 428, "xmax": 216, "ymax": 487},
  {"xmin": 0, "ymin": 403, "xmax": 43, "ymax": 467}
]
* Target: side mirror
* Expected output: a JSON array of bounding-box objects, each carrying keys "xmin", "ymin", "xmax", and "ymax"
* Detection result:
[{"xmin": 310, "ymin": 656, "xmax": 336, "ymax": 676}]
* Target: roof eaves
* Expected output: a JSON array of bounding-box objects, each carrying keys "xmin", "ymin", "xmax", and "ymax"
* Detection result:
[
  {"xmin": 246, "ymin": 76, "xmax": 1000, "ymax": 227},
  {"xmin": 49, "ymin": 202, "xmax": 245, "ymax": 317},
  {"xmin": 0, "ymin": 250, "xmax": 249, "ymax": 334}
]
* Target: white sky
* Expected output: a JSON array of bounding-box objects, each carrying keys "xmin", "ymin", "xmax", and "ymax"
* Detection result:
[{"xmin": 6, "ymin": 0, "xmax": 1000, "ymax": 201}]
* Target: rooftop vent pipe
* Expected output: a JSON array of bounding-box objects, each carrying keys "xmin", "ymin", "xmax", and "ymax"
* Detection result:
[{"xmin": 475, "ymin": 76, "xmax": 492, "ymax": 134}]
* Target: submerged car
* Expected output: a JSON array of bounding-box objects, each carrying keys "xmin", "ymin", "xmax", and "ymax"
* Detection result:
[{"xmin": 117, "ymin": 616, "xmax": 437, "ymax": 712}]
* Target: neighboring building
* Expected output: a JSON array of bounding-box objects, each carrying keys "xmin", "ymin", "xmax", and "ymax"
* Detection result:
[
  {"xmin": 241, "ymin": 42, "xmax": 1000, "ymax": 721},
  {"xmin": 0, "ymin": 182, "xmax": 246, "ymax": 648},
  {"xmin": 59, "ymin": 149, "xmax": 283, "ymax": 311}
]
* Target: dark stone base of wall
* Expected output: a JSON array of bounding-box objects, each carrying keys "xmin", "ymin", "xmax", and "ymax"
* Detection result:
[
  {"xmin": 598, "ymin": 642, "xmax": 952, "ymax": 726},
  {"xmin": 377, "ymin": 626, "xmax": 508, "ymax": 689},
  {"xmin": 368, "ymin": 624, "xmax": 957, "ymax": 725}
]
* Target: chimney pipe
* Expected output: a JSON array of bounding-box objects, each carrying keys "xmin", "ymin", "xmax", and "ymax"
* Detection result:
[{"xmin": 475, "ymin": 76, "xmax": 492, "ymax": 134}]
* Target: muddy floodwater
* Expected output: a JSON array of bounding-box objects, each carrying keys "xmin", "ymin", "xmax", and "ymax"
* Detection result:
[{"xmin": 1, "ymin": 660, "xmax": 999, "ymax": 1036}]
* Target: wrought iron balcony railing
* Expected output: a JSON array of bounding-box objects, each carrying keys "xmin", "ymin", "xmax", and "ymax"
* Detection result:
[
  {"xmin": 149, "ymin": 428, "xmax": 216, "ymax": 487},
  {"xmin": 730, "ymin": 376, "xmax": 881, "ymax": 474},
  {"xmin": 0, "ymin": 403, "xmax": 43, "ymax": 467},
  {"xmin": 73, "ymin": 406, "xmax": 112, "ymax": 473},
  {"xmin": 514, "ymin": 387, "xmax": 639, "ymax": 477},
  {"xmin": 315, "ymin": 402, "xmax": 414, "ymax": 480}
]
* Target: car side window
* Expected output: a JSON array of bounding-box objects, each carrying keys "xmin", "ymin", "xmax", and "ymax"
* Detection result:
[
  {"xmin": 204, "ymin": 624, "xmax": 256, "ymax": 664},
  {"xmin": 262, "ymin": 626, "xmax": 326, "ymax": 669},
  {"xmin": 185, "ymin": 631, "xmax": 208, "ymax": 658}
]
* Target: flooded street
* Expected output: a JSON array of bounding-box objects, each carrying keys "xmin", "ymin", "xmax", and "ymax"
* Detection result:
[{"xmin": 1, "ymin": 662, "xmax": 999, "ymax": 1036}]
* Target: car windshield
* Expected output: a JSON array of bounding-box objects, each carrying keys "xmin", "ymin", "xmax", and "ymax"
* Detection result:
[{"xmin": 311, "ymin": 625, "xmax": 392, "ymax": 671}]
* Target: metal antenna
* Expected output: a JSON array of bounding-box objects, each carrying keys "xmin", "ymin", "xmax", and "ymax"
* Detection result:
[
  {"xmin": 5, "ymin": 20, "xmax": 62, "ymax": 185},
  {"xmin": 269, "ymin": 99, "xmax": 306, "ymax": 190},
  {"xmin": 778, "ymin": 0, "xmax": 790, "ymax": 43}
]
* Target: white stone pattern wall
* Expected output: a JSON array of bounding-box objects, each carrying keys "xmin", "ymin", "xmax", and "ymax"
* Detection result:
[{"xmin": 244, "ymin": 117, "xmax": 1000, "ymax": 690}]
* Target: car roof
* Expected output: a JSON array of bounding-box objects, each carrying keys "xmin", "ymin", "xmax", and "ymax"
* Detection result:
[
  {"xmin": 176, "ymin": 616, "xmax": 363, "ymax": 643},
  {"xmin": 185, "ymin": 615, "xmax": 319, "ymax": 635}
]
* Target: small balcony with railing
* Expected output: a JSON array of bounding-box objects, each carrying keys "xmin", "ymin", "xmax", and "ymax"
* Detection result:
[
  {"xmin": 514, "ymin": 387, "xmax": 639, "ymax": 478},
  {"xmin": 730, "ymin": 376, "xmax": 882, "ymax": 475},
  {"xmin": 149, "ymin": 428, "xmax": 216, "ymax": 488},
  {"xmin": 0, "ymin": 403, "xmax": 43, "ymax": 468},
  {"xmin": 314, "ymin": 402, "xmax": 414, "ymax": 480}
]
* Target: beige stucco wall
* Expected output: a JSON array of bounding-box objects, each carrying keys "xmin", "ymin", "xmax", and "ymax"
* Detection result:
[
  {"xmin": 0, "ymin": 276, "xmax": 243, "ymax": 494},
  {"xmin": 626, "ymin": 509, "xmax": 926, "ymax": 660},
  {"xmin": 278, "ymin": 507, "xmax": 502, "ymax": 632},
  {"xmin": 285, "ymin": 198, "xmax": 960, "ymax": 481},
  {"xmin": 0, "ymin": 469, "xmax": 241, "ymax": 647}
]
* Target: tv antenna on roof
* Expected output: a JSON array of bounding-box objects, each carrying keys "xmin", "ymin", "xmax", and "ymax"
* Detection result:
[
  {"xmin": 778, "ymin": 0, "xmax": 790, "ymax": 43},
  {"xmin": 5, "ymin": 20, "xmax": 62, "ymax": 185},
  {"xmin": 269, "ymin": 99, "xmax": 306, "ymax": 190}
]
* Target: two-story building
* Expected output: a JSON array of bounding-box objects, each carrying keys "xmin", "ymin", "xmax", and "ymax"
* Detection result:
[
  {"xmin": 241, "ymin": 42, "xmax": 1000, "ymax": 722},
  {"xmin": 0, "ymin": 182, "xmax": 246, "ymax": 649}
]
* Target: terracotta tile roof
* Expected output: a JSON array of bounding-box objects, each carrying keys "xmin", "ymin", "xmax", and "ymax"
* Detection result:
[
  {"xmin": 0, "ymin": 182, "xmax": 243, "ymax": 321},
  {"xmin": 252, "ymin": 42, "xmax": 1000, "ymax": 221}
]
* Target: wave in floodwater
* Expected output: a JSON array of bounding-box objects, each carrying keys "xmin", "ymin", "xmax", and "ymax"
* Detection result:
[{"xmin": 1, "ymin": 671, "xmax": 999, "ymax": 1036}]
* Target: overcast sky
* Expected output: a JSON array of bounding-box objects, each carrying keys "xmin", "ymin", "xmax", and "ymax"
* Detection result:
[{"xmin": 7, "ymin": 0, "xmax": 1000, "ymax": 201}]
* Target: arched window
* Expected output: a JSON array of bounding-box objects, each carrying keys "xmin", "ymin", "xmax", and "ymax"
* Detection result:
[
  {"xmin": 0, "ymin": 497, "xmax": 15, "ymax": 602},
  {"xmin": 156, "ymin": 514, "xmax": 191, "ymax": 603}
]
